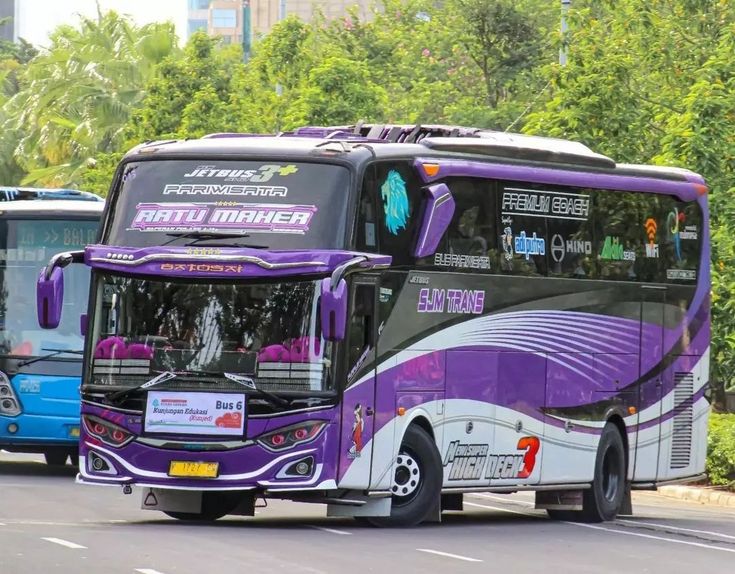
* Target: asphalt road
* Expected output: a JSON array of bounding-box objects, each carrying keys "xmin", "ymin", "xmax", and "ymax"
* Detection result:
[{"xmin": 1, "ymin": 451, "xmax": 735, "ymax": 574}]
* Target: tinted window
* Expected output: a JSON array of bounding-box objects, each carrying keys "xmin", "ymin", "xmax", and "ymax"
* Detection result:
[
  {"xmin": 592, "ymin": 190, "xmax": 643, "ymax": 281},
  {"xmin": 432, "ymin": 178, "xmax": 498, "ymax": 273},
  {"xmin": 357, "ymin": 161, "xmax": 422, "ymax": 266},
  {"xmin": 105, "ymin": 160, "xmax": 351, "ymax": 249},
  {"xmin": 659, "ymin": 195, "xmax": 701, "ymax": 283},
  {"xmin": 499, "ymin": 183, "xmax": 559, "ymax": 276}
]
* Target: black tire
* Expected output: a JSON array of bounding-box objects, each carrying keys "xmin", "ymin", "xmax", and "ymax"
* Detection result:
[
  {"xmin": 164, "ymin": 491, "xmax": 242, "ymax": 522},
  {"xmin": 44, "ymin": 451, "xmax": 68, "ymax": 466},
  {"xmin": 555, "ymin": 423, "xmax": 626, "ymax": 523},
  {"xmin": 363, "ymin": 424, "xmax": 442, "ymax": 527}
]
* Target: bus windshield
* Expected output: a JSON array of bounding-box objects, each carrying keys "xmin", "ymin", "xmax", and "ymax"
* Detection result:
[
  {"xmin": 0, "ymin": 218, "xmax": 98, "ymax": 357},
  {"xmin": 87, "ymin": 274, "xmax": 334, "ymax": 393},
  {"xmin": 104, "ymin": 160, "xmax": 351, "ymax": 249}
]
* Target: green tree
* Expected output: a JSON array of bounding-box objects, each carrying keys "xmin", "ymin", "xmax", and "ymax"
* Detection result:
[
  {"xmin": 5, "ymin": 10, "xmax": 177, "ymax": 187},
  {"xmin": 523, "ymin": 0, "xmax": 735, "ymax": 404},
  {"xmin": 128, "ymin": 32, "xmax": 242, "ymax": 141},
  {"xmin": 283, "ymin": 56, "xmax": 386, "ymax": 128}
]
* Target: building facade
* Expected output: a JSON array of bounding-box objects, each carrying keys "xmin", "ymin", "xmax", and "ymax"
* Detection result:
[{"xmin": 187, "ymin": 0, "xmax": 371, "ymax": 49}]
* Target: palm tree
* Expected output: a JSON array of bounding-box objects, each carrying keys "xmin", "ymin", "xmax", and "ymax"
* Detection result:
[{"xmin": 4, "ymin": 10, "xmax": 178, "ymax": 187}]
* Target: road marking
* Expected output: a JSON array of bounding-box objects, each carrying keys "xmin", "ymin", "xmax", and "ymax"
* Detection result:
[
  {"xmin": 0, "ymin": 522, "xmax": 6, "ymax": 526},
  {"xmin": 41, "ymin": 537, "xmax": 87, "ymax": 549},
  {"xmin": 473, "ymin": 493, "xmax": 535, "ymax": 507},
  {"xmin": 417, "ymin": 548, "xmax": 482, "ymax": 562},
  {"xmin": 135, "ymin": 569, "xmax": 167, "ymax": 574},
  {"xmin": 616, "ymin": 519, "xmax": 735, "ymax": 541},
  {"xmin": 307, "ymin": 525, "xmax": 352, "ymax": 535},
  {"xmin": 465, "ymin": 500, "xmax": 735, "ymax": 554},
  {"xmin": 566, "ymin": 522, "xmax": 735, "ymax": 554}
]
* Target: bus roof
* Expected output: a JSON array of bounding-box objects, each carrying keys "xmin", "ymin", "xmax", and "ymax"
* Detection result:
[
  {"xmin": 124, "ymin": 124, "xmax": 704, "ymax": 186},
  {"xmin": 0, "ymin": 199, "xmax": 105, "ymax": 216},
  {"xmin": 0, "ymin": 187, "xmax": 103, "ymax": 202}
]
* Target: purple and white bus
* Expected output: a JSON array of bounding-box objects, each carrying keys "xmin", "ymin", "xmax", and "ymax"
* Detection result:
[{"xmin": 37, "ymin": 125, "xmax": 709, "ymax": 526}]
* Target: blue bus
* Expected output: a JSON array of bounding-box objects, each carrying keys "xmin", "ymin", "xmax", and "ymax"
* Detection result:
[{"xmin": 0, "ymin": 189, "xmax": 103, "ymax": 465}]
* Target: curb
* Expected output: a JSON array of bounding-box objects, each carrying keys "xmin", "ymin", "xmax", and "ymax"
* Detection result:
[{"xmin": 656, "ymin": 485, "xmax": 735, "ymax": 508}]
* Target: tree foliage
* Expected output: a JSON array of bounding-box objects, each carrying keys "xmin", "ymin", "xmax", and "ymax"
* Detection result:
[
  {"xmin": 5, "ymin": 10, "xmax": 177, "ymax": 186},
  {"xmin": 3, "ymin": 2, "xmax": 735, "ymax": 400}
]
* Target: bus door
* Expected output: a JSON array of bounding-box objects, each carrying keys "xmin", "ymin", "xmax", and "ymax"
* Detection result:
[
  {"xmin": 633, "ymin": 285, "xmax": 667, "ymax": 482},
  {"xmin": 338, "ymin": 280, "xmax": 378, "ymax": 490}
]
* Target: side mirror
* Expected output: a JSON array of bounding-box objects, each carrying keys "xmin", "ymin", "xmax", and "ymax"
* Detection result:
[
  {"xmin": 320, "ymin": 277, "xmax": 347, "ymax": 341},
  {"xmin": 80, "ymin": 313, "xmax": 88, "ymax": 337},
  {"xmin": 412, "ymin": 183, "xmax": 455, "ymax": 258},
  {"xmin": 37, "ymin": 266, "xmax": 64, "ymax": 329}
]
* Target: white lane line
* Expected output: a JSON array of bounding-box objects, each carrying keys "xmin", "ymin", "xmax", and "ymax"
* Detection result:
[
  {"xmin": 135, "ymin": 569, "xmax": 167, "ymax": 574},
  {"xmin": 0, "ymin": 522, "xmax": 6, "ymax": 526},
  {"xmin": 616, "ymin": 519, "xmax": 735, "ymax": 541},
  {"xmin": 417, "ymin": 548, "xmax": 483, "ymax": 563},
  {"xmin": 473, "ymin": 493, "xmax": 535, "ymax": 507},
  {"xmin": 465, "ymin": 500, "xmax": 735, "ymax": 554},
  {"xmin": 569, "ymin": 522, "xmax": 735, "ymax": 554},
  {"xmin": 41, "ymin": 537, "xmax": 87, "ymax": 549},
  {"xmin": 307, "ymin": 525, "xmax": 352, "ymax": 535}
]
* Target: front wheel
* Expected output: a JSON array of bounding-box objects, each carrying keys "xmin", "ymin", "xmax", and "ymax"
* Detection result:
[
  {"xmin": 363, "ymin": 424, "xmax": 442, "ymax": 527},
  {"xmin": 164, "ymin": 491, "xmax": 242, "ymax": 522}
]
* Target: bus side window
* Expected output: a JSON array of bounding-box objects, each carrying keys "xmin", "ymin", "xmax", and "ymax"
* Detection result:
[
  {"xmin": 592, "ymin": 190, "xmax": 641, "ymax": 281},
  {"xmin": 356, "ymin": 165, "xmax": 378, "ymax": 252},
  {"xmin": 497, "ymin": 182, "xmax": 548, "ymax": 277},
  {"xmin": 357, "ymin": 162, "xmax": 422, "ymax": 266},
  {"xmin": 439, "ymin": 178, "xmax": 498, "ymax": 272},
  {"xmin": 659, "ymin": 195, "xmax": 701, "ymax": 283}
]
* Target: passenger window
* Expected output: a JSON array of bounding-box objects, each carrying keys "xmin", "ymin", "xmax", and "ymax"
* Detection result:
[
  {"xmin": 659, "ymin": 196, "xmax": 701, "ymax": 283},
  {"xmin": 539, "ymin": 186, "xmax": 594, "ymax": 279},
  {"xmin": 592, "ymin": 190, "xmax": 643, "ymax": 281},
  {"xmin": 433, "ymin": 178, "xmax": 498, "ymax": 273},
  {"xmin": 498, "ymin": 183, "xmax": 550, "ymax": 277},
  {"xmin": 356, "ymin": 162, "xmax": 422, "ymax": 266},
  {"xmin": 633, "ymin": 194, "xmax": 664, "ymax": 283}
]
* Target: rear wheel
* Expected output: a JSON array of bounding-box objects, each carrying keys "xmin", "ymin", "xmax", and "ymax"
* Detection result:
[
  {"xmin": 164, "ymin": 491, "xmax": 242, "ymax": 522},
  {"xmin": 548, "ymin": 423, "xmax": 626, "ymax": 523},
  {"xmin": 363, "ymin": 424, "xmax": 441, "ymax": 527},
  {"xmin": 44, "ymin": 451, "xmax": 68, "ymax": 466}
]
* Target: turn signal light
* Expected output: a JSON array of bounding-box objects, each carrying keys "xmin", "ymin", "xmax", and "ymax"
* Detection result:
[
  {"xmin": 257, "ymin": 420, "xmax": 327, "ymax": 452},
  {"xmin": 421, "ymin": 163, "xmax": 440, "ymax": 177},
  {"xmin": 82, "ymin": 415, "xmax": 134, "ymax": 448}
]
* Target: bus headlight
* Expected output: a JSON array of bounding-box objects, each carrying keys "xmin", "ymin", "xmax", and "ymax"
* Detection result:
[
  {"xmin": 256, "ymin": 421, "xmax": 327, "ymax": 452},
  {"xmin": 0, "ymin": 372, "xmax": 21, "ymax": 416},
  {"xmin": 82, "ymin": 415, "xmax": 134, "ymax": 447}
]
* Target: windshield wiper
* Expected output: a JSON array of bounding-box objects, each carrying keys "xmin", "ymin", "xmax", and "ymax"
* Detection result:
[
  {"xmin": 224, "ymin": 372, "xmax": 291, "ymax": 410},
  {"xmin": 107, "ymin": 371, "xmax": 177, "ymax": 403},
  {"xmin": 17, "ymin": 348, "xmax": 84, "ymax": 367},
  {"xmin": 162, "ymin": 231, "xmax": 250, "ymax": 246}
]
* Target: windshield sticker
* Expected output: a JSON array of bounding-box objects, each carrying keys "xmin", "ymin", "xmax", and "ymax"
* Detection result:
[
  {"xmin": 183, "ymin": 164, "xmax": 299, "ymax": 183},
  {"xmin": 163, "ymin": 184, "xmax": 288, "ymax": 197},
  {"xmin": 502, "ymin": 187, "xmax": 590, "ymax": 221},
  {"xmin": 381, "ymin": 169, "xmax": 410, "ymax": 235},
  {"xmin": 130, "ymin": 202, "xmax": 317, "ymax": 234}
]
